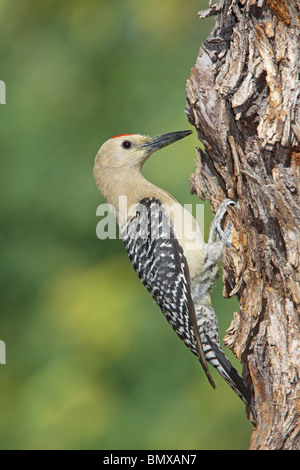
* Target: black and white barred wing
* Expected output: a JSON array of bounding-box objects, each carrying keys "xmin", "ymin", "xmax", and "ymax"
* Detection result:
[{"xmin": 120, "ymin": 197, "xmax": 215, "ymax": 388}]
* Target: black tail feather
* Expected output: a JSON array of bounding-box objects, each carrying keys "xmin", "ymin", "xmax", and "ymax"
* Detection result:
[{"xmin": 208, "ymin": 338, "xmax": 257, "ymax": 425}]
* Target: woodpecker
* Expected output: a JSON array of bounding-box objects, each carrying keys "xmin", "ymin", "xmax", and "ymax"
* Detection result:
[{"xmin": 93, "ymin": 130, "xmax": 256, "ymax": 422}]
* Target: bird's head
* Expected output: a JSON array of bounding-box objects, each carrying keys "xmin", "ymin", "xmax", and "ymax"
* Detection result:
[
  {"xmin": 93, "ymin": 130, "xmax": 192, "ymax": 203},
  {"xmin": 94, "ymin": 130, "xmax": 192, "ymax": 173}
]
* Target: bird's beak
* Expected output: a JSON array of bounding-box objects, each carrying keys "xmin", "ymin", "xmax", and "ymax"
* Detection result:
[{"xmin": 140, "ymin": 130, "xmax": 192, "ymax": 153}]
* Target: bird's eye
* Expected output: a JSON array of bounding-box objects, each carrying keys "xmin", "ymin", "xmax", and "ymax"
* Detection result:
[{"xmin": 121, "ymin": 140, "xmax": 132, "ymax": 149}]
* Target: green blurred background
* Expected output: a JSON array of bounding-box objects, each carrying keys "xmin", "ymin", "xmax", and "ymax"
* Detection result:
[{"xmin": 0, "ymin": 0, "xmax": 252, "ymax": 449}]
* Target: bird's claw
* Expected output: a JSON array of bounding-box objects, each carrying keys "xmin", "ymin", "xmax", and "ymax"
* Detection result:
[{"xmin": 208, "ymin": 198, "xmax": 236, "ymax": 246}]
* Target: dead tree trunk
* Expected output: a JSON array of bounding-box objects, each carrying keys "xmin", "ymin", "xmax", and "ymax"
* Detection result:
[{"xmin": 186, "ymin": 0, "xmax": 300, "ymax": 450}]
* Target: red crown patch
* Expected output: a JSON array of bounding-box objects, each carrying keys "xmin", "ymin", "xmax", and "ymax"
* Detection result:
[{"xmin": 112, "ymin": 134, "xmax": 133, "ymax": 139}]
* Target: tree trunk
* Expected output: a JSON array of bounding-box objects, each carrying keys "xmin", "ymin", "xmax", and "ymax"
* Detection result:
[{"xmin": 186, "ymin": 0, "xmax": 300, "ymax": 450}]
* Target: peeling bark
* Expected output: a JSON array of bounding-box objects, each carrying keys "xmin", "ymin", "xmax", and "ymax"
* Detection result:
[{"xmin": 186, "ymin": 0, "xmax": 300, "ymax": 450}]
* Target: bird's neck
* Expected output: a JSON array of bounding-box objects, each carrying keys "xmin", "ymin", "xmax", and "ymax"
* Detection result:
[{"xmin": 97, "ymin": 166, "xmax": 176, "ymax": 225}]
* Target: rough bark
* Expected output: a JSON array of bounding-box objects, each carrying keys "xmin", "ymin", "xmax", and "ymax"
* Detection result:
[{"xmin": 186, "ymin": 0, "xmax": 300, "ymax": 450}]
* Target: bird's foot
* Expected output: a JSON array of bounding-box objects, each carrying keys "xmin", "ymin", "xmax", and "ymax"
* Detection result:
[{"xmin": 208, "ymin": 199, "xmax": 235, "ymax": 246}]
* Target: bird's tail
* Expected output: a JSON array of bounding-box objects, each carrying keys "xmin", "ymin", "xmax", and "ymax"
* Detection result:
[{"xmin": 202, "ymin": 334, "xmax": 257, "ymax": 425}]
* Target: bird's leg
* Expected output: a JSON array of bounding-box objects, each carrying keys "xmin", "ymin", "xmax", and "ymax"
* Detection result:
[{"xmin": 208, "ymin": 199, "xmax": 235, "ymax": 246}]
